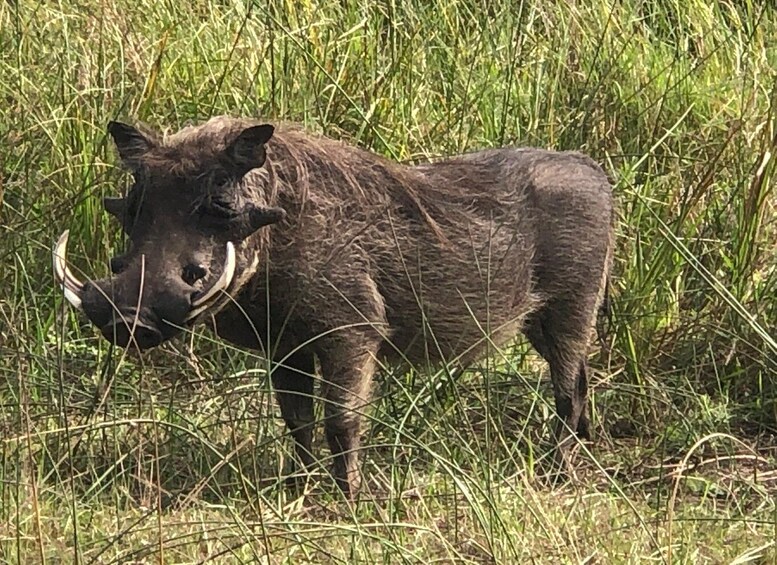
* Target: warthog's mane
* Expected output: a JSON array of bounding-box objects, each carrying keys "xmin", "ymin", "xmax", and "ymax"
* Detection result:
[{"xmin": 141, "ymin": 116, "xmax": 510, "ymax": 243}]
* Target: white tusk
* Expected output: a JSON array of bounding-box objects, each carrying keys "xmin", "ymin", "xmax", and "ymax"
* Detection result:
[
  {"xmin": 187, "ymin": 242, "xmax": 236, "ymax": 319},
  {"xmin": 185, "ymin": 302, "xmax": 211, "ymax": 322},
  {"xmin": 52, "ymin": 230, "xmax": 84, "ymax": 310}
]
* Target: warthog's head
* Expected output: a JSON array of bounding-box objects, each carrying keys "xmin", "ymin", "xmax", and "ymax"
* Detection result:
[{"xmin": 53, "ymin": 118, "xmax": 286, "ymax": 349}]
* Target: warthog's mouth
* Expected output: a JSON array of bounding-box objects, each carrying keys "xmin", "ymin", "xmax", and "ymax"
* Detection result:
[{"xmin": 52, "ymin": 230, "xmax": 236, "ymax": 324}]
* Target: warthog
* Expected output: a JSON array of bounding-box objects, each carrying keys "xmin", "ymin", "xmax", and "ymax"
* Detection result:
[{"xmin": 54, "ymin": 116, "xmax": 614, "ymax": 497}]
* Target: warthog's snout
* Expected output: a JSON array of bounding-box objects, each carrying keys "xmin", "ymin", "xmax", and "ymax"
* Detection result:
[
  {"xmin": 53, "ymin": 230, "xmax": 236, "ymax": 349},
  {"xmin": 80, "ymin": 277, "xmax": 185, "ymax": 349},
  {"xmin": 99, "ymin": 310, "xmax": 163, "ymax": 349}
]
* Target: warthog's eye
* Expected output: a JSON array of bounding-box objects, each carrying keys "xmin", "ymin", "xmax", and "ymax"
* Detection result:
[
  {"xmin": 197, "ymin": 195, "xmax": 238, "ymax": 225},
  {"xmin": 210, "ymin": 171, "xmax": 231, "ymax": 188}
]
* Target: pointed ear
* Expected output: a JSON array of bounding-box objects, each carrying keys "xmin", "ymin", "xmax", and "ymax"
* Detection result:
[
  {"xmin": 225, "ymin": 124, "xmax": 275, "ymax": 177},
  {"xmin": 107, "ymin": 121, "xmax": 155, "ymax": 168}
]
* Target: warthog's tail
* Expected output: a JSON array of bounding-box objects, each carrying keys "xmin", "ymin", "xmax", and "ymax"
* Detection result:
[
  {"xmin": 596, "ymin": 277, "xmax": 612, "ymax": 348},
  {"xmin": 595, "ymin": 205, "xmax": 616, "ymax": 353}
]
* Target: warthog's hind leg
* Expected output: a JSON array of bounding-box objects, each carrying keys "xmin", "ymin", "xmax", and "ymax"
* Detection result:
[{"xmin": 525, "ymin": 301, "xmax": 596, "ymax": 478}]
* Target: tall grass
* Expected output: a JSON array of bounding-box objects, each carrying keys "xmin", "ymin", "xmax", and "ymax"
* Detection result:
[{"xmin": 1, "ymin": 0, "xmax": 775, "ymax": 562}]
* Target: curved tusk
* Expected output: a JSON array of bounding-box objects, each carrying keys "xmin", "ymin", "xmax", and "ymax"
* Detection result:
[
  {"xmin": 188, "ymin": 242, "xmax": 236, "ymax": 319},
  {"xmin": 52, "ymin": 230, "xmax": 85, "ymax": 309}
]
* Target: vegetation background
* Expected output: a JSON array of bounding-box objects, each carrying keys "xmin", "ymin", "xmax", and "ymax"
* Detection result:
[{"xmin": 1, "ymin": 0, "xmax": 775, "ymax": 562}]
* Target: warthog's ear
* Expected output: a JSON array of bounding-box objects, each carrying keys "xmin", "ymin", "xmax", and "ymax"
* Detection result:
[
  {"xmin": 107, "ymin": 121, "xmax": 155, "ymax": 168},
  {"xmin": 225, "ymin": 124, "xmax": 275, "ymax": 177}
]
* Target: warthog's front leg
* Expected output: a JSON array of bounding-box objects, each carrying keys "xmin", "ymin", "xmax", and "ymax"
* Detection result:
[
  {"xmin": 271, "ymin": 348, "xmax": 317, "ymax": 486},
  {"xmin": 319, "ymin": 342, "xmax": 379, "ymax": 499}
]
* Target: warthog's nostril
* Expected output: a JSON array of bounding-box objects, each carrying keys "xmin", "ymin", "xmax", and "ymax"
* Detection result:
[
  {"xmin": 101, "ymin": 319, "xmax": 163, "ymax": 349},
  {"xmin": 182, "ymin": 264, "xmax": 208, "ymax": 286}
]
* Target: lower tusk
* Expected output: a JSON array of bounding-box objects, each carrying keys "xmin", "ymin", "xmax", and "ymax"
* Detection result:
[
  {"xmin": 185, "ymin": 302, "xmax": 210, "ymax": 323},
  {"xmin": 188, "ymin": 242, "xmax": 236, "ymax": 318},
  {"xmin": 53, "ymin": 230, "xmax": 84, "ymax": 309},
  {"xmin": 62, "ymin": 285, "xmax": 83, "ymax": 310}
]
